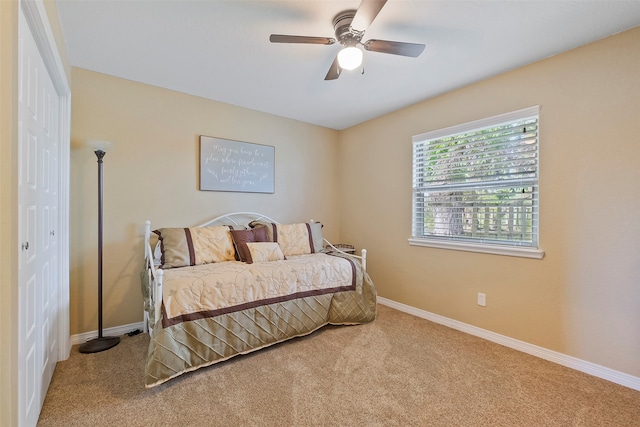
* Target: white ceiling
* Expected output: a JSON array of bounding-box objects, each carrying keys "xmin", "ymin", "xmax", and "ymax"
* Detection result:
[{"xmin": 56, "ymin": 1, "xmax": 640, "ymax": 130}]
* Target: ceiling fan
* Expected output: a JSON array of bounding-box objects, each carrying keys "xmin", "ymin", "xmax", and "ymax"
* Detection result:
[{"xmin": 269, "ymin": 0, "xmax": 425, "ymax": 80}]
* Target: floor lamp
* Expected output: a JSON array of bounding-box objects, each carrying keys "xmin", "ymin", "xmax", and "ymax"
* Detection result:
[{"xmin": 79, "ymin": 141, "xmax": 120, "ymax": 353}]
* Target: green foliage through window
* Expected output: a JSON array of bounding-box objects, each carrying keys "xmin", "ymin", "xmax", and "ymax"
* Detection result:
[{"xmin": 412, "ymin": 107, "xmax": 539, "ymax": 247}]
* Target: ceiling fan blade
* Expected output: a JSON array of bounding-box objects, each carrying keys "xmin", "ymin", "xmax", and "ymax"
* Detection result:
[
  {"xmin": 270, "ymin": 34, "xmax": 336, "ymax": 45},
  {"xmin": 324, "ymin": 56, "xmax": 341, "ymax": 80},
  {"xmin": 351, "ymin": 0, "xmax": 388, "ymax": 32},
  {"xmin": 363, "ymin": 39, "xmax": 425, "ymax": 57}
]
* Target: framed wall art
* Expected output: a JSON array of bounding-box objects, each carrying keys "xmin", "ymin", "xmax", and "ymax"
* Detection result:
[{"xmin": 199, "ymin": 136, "xmax": 275, "ymax": 193}]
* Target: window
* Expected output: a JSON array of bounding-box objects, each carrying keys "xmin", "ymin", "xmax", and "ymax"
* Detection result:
[{"xmin": 410, "ymin": 106, "xmax": 543, "ymax": 259}]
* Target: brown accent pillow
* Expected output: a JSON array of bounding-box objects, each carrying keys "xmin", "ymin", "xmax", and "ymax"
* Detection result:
[{"xmin": 230, "ymin": 226, "xmax": 269, "ymax": 263}]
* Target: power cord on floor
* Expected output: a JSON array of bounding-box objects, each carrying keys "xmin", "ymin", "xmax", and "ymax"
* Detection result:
[{"xmin": 127, "ymin": 329, "xmax": 142, "ymax": 337}]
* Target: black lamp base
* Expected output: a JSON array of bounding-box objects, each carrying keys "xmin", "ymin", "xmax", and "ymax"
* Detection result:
[{"xmin": 78, "ymin": 336, "xmax": 120, "ymax": 354}]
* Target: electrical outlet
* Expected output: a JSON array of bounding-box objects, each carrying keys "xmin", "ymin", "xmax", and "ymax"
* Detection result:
[{"xmin": 477, "ymin": 292, "xmax": 486, "ymax": 307}]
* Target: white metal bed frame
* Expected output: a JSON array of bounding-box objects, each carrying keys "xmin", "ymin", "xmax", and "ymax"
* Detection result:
[{"xmin": 143, "ymin": 212, "xmax": 367, "ymax": 334}]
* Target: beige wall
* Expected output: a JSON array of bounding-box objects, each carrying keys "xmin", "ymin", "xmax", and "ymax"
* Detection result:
[
  {"xmin": 0, "ymin": 2, "xmax": 19, "ymax": 425},
  {"xmin": 69, "ymin": 68, "xmax": 340, "ymax": 335},
  {"xmin": 338, "ymin": 27, "xmax": 640, "ymax": 377}
]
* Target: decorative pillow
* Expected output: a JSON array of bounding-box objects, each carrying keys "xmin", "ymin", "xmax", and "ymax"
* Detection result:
[
  {"xmin": 308, "ymin": 222, "xmax": 324, "ymax": 252},
  {"xmin": 245, "ymin": 242, "xmax": 286, "ymax": 264},
  {"xmin": 248, "ymin": 221, "xmax": 274, "ymax": 240},
  {"xmin": 230, "ymin": 227, "xmax": 269, "ymax": 263},
  {"xmin": 153, "ymin": 226, "xmax": 235, "ymax": 268},
  {"xmin": 249, "ymin": 221, "xmax": 324, "ymax": 255}
]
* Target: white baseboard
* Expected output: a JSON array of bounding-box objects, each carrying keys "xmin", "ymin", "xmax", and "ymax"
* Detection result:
[
  {"xmin": 70, "ymin": 321, "xmax": 145, "ymax": 346},
  {"xmin": 377, "ymin": 297, "xmax": 640, "ymax": 392}
]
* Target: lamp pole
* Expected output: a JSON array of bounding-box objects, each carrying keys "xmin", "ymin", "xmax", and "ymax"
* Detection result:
[{"xmin": 79, "ymin": 149, "xmax": 120, "ymax": 353}]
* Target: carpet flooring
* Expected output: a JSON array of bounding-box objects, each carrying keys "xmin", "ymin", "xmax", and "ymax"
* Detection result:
[{"xmin": 37, "ymin": 304, "xmax": 640, "ymax": 426}]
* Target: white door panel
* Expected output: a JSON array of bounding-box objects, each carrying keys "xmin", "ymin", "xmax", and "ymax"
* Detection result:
[{"xmin": 18, "ymin": 9, "xmax": 61, "ymax": 427}]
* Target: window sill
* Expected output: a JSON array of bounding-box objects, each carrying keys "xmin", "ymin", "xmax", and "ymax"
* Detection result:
[{"xmin": 408, "ymin": 238, "xmax": 545, "ymax": 259}]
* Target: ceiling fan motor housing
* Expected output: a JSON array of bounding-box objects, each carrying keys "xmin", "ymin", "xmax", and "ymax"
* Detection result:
[{"xmin": 333, "ymin": 11, "xmax": 361, "ymax": 46}]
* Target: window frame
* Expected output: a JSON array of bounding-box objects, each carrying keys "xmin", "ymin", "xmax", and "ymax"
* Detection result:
[{"xmin": 409, "ymin": 106, "xmax": 544, "ymax": 259}]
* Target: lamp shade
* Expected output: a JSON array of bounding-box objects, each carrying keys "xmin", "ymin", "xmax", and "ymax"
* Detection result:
[
  {"xmin": 84, "ymin": 139, "xmax": 113, "ymax": 152},
  {"xmin": 337, "ymin": 46, "xmax": 363, "ymax": 70}
]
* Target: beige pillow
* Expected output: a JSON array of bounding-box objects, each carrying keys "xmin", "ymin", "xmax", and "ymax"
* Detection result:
[
  {"xmin": 249, "ymin": 221, "xmax": 324, "ymax": 255},
  {"xmin": 245, "ymin": 242, "xmax": 286, "ymax": 263},
  {"xmin": 275, "ymin": 223, "xmax": 313, "ymax": 256},
  {"xmin": 153, "ymin": 226, "xmax": 235, "ymax": 268}
]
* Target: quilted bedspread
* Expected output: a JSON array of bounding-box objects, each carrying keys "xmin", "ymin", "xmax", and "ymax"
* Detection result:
[{"xmin": 143, "ymin": 253, "xmax": 376, "ymax": 387}]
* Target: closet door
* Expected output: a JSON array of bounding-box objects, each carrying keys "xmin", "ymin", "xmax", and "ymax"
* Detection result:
[{"xmin": 18, "ymin": 9, "xmax": 60, "ymax": 427}]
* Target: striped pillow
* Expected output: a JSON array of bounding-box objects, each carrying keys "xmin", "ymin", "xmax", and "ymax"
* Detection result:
[
  {"xmin": 153, "ymin": 226, "xmax": 235, "ymax": 268},
  {"xmin": 249, "ymin": 221, "xmax": 324, "ymax": 256}
]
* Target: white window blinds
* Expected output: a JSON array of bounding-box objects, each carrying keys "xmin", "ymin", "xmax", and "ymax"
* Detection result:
[{"xmin": 412, "ymin": 106, "xmax": 540, "ymax": 248}]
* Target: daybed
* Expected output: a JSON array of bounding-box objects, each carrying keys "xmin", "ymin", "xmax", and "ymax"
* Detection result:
[{"xmin": 142, "ymin": 212, "xmax": 377, "ymax": 388}]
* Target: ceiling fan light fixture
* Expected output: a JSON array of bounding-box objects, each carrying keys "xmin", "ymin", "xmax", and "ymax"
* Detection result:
[
  {"xmin": 337, "ymin": 46, "xmax": 363, "ymax": 70},
  {"xmin": 270, "ymin": 1, "xmax": 425, "ymax": 80}
]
